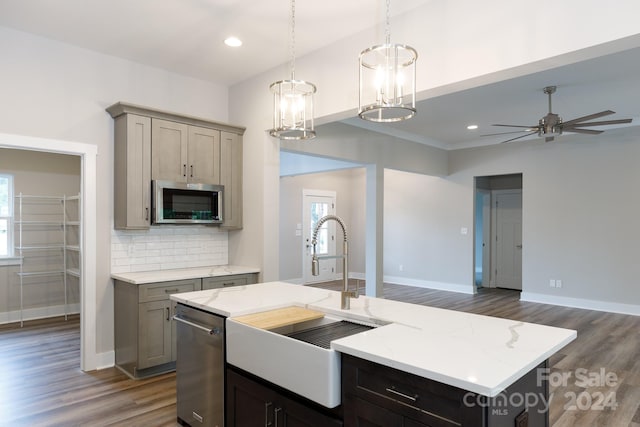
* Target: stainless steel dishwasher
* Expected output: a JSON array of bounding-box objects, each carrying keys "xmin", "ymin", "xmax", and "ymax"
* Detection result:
[{"xmin": 174, "ymin": 303, "xmax": 225, "ymax": 427}]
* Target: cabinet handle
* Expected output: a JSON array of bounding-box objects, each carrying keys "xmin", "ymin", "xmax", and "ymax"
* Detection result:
[
  {"xmin": 145, "ymin": 207, "xmax": 149, "ymax": 221},
  {"xmin": 166, "ymin": 307, "xmax": 170, "ymax": 321},
  {"xmin": 183, "ymin": 164, "xmax": 187, "ymax": 177},
  {"xmin": 223, "ymin": 282, "xmax": 235, "ymax": 287},
  {"xmin": 274, "ymin": 407, "xmax": 282, "ymax": 427},
  {"xmin": 190, "ymin": 164, "xmax": 194, "ymax": 178},
  {"xmin": 164, "ymin": 288, "xmax": 179, "ymax": 293},
  {"xmin": 385, "ymin": 386, "xmax": 418, "ymax": 402},
  {"xmin": 264, "ymin": 402, "xmax": 273, "ymax": 426}
]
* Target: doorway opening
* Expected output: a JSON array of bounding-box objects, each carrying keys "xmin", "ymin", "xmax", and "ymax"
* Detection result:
[
  {"xmin": 302, "ymin": 189, "xmax": 337, "ymax": 284},
  {"xmin": 1, "ymin": 133, "xmax": 97, "ymax": 371},
  {"xmin": 474, "ymin": 173, "xmax": 523, "ymax": 291}
]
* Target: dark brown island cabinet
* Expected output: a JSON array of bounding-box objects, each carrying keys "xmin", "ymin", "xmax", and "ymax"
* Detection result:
[
  {"xmin": 341, "ymin": 354, "xmax": 548, "ymax": 427},
  {"xmin": 226, "ymin": 367, "xmax": 343, "ymax": 427},
  {"xmin": 225, "ymin": 356, "xmax": 548, "ymax": 427}
]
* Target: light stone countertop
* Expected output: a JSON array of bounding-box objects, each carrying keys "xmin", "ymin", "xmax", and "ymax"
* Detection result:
[
  {"xmin": 171, "ymin": 281, "xmax": 577, "ymax": 397},
  {"xmin": 111, "ymin": 265, "xmax": 260, "ymax": 284}
]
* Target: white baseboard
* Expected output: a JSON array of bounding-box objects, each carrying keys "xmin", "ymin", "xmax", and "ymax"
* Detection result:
[
  {"xmin": 0, "ymin": 303, "xmax": 80, "ymax": 325},
  {"xmin": 520, "ymin": 292, "xmax": 640, "ymax": 316},
  {"xmin": 384, "ymin": 275, "xmax": 474, "ymax": 294},
  {"xmin": 287, "ymin": 273, "xmax": 473, "ymax": 295},
  {"xmin": 95, "ymin": 350, "xmax": 115, "ymax": 370}
]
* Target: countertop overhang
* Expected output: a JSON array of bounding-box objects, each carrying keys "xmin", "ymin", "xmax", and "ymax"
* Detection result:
[
  {"xmin": 171, "ymin": 281, "xmax": 577, "ymax": 397},
  {"xmin": 111, "ymin": 265, "xmax": 260, "ymax": 284}
]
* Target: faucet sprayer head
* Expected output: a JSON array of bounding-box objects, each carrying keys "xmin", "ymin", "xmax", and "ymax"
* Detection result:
[{"xmin": 311, "ymin": 255, "xmax": 319, "ymax": 276}]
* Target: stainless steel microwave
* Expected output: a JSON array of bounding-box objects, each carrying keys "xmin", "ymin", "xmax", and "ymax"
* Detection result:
[{"xmin": 152, "ymin": 180, "xmax": 223, "ymax": 225}]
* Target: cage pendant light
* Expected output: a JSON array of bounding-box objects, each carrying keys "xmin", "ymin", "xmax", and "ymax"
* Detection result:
[
  {"xmin": 269, "ymin": 0, "xmax": 316, "ymax": 140},
  {"xmin": 359, "ymin": 0, "xmax": 417, "ymax": 122}
]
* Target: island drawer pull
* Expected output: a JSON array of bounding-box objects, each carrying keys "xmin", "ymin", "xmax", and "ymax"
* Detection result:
[
  {"xmin": 274, "ymin": 407, "xmax": 282, "ymax": 427},
  {"xmin": 264, "ymin": 401, "xmax": 273, "ymax": 426},
  {"xmin": 164, "ymin": 288, "xmax": 180, "ymax": 293},
  {"xmin": 385, "ymin": 386, "xmax": 418, "ymax": 402}
]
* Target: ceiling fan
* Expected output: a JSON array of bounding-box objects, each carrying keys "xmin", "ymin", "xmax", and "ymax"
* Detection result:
[{"xmin": 482, "ymin": 86, "xmax": 633, "ymax": 143}]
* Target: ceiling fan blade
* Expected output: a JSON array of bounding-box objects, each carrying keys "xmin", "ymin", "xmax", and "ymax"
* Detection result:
[
  {"xmin": 480, "ymin": 130, "xmax": 537, "ymax": 137},
  {"xmin": 501, "ymin": 131, "xmax": 538, "ymax": 143},
  {"xmin": 491, "ymin": 124, "xmax": 538, "ymax": 129},
  {"xmin": 567, "ymin": 128, "xmax": 604, "ymax": 135},
  {"xmin": 564, "ymin": 118, "xmax": 633, "ymax": 127},
  {"xmin": 562, "ymin": 110, "xmax": 615, "ymax": 126}
]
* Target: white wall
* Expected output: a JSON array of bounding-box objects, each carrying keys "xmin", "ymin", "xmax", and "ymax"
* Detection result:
[
  {"xmin": 229, "ymin": 0, "xmax": 640, "ymax": 295},
  {"xmin": 384, "ymin": 169, "xmax": 474, "ymax": 294},
  {"xmin": 449, "ymin": 128, "xmax": 640, "ymax": 313},
  {"xmin": 279, "ymin": 168, "xmax": 366, "ymax": 282},
  {"xmin": 0, "ymin": 26, "xmax": 229, "ymax": 358}
]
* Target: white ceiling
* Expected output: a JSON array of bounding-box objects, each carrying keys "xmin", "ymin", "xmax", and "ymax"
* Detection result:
[{"xmin": 1, "ymin": 0, "xmax": 639, "ymax": 150}]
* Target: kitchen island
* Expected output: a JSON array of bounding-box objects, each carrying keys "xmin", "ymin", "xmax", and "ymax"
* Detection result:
[{"xmin": 172, "ymin": 281, "xmax": 576, "ymax": 427}]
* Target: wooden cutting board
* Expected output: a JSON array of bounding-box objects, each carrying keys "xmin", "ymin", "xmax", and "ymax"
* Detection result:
[{"xmin": 232, "ymin": 306, "xmax": 325, "ymax": 330}]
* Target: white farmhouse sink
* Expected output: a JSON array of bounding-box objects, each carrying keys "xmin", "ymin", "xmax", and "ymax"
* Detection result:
[{"xmin": 226, "ymin": 311, "xmax": 381, "ymax": 408}]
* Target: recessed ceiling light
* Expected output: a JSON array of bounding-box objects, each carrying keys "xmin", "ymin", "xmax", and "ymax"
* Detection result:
[
  {"xmin": 224, "ymin": 37, "xmax": 242, "ymax": 47},
  {"xmin": 467, "ymin": 124, "xmax": 478, "ymax": 130}
]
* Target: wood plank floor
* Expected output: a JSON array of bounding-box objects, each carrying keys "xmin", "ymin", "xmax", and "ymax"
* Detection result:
[{"xmin": 1, "ymin": 283, "xmax": 638, "ymax": 426}]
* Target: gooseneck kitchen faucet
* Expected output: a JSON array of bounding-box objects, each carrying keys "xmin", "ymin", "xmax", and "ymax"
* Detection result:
[{"xmin": 311, "ymin": 215, "xmax": 357, "ymax": 309}]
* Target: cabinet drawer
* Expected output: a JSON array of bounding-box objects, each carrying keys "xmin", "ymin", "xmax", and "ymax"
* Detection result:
[
  {"xmin": 202, "ymin": 273, "xmax": 256, "ymax": 290},
  {"xmin": 342, "ymin": 355, "xmax": 464, "ymax": 427},
  {"xmin": 138, "ymin": 279, "xmax": 200, "ymax": 302}
]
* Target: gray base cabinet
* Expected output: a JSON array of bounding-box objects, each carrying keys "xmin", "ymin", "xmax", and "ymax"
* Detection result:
[
  {"xmin": 114, "ymin": 278, "xmax": 200, "ymax": 379},
  {"xmin": 202, "ymin": 273, "xmax": 257, "ymax": 290},
  {"xmin": 114, "ymin": 273, "xmax": 256, "ymax": 379}
]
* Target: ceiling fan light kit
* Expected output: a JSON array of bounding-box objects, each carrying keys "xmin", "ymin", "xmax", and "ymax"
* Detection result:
[
  {"xmin": 485, "ymin": 85, "xmax": 632, "ymax": 143},
  {"xmin": 358, "ymin": 0, "xmax": 418, "ymax": 123}
]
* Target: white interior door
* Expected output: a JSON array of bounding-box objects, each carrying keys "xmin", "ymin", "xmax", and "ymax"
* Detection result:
[
  {"xmin": 492, "ymin": 190, "xmax": 522, "ymax": 290},
  {"xmin": 302, "ymin": 190, "xmax": 336, "ymax": 284}
]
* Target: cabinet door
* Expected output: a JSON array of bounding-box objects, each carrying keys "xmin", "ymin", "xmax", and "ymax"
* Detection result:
[
  {"xmin": 343, "ymin": 394, "xmax": 402, "ymax": 427},
  {"xmin": 220, "ymin": 131, "xmax": 243, "ymax": 229},
  {"xmin": 188, "ymin": 126, "xmax": 220, "ymax": 184},
  {"xmin": 227, "ymin": 368, "xmax": 277, "ymax": 426},
  {"xmin": 114, "ymin": 113, "xmax": 151, "ymax": 229},
  {"xmin": 152, "ymin": 118, "xmax": 189, "ymax": 182},
  {"xmin": 138, "ymin": 300, "xmax": 172, "ymax": 369},
  {"xmin": 227, "ymin": 368, "xmax": 342, "ymax": 427},
  {"xmin": 277, "ymin": 395, "xmax": 344, "ymax": 427}
]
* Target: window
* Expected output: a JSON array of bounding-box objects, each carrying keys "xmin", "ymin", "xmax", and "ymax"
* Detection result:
[{"xmin": 0, "ymin": 174, "xmax": 14, "ymax": 257}]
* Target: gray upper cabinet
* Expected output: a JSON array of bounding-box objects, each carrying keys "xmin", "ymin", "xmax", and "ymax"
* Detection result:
[
  {"xmin": 220, "ymin": 131, "xmax": 243, "ymax": 230},
  {"xmin": 152, "ymin": 119, "xmax": 221, "ymax": 185},
  {"xmin": 107, "ymin": 102, "xmax": 245, "ymax": 229},
  {"xmin": 112, "ymin": 113, "xmax": 152, "ymax": 229}
]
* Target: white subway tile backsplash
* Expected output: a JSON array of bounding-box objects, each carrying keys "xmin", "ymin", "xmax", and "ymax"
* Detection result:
[{"xmin": 111, "ymin": 226, "xmax": 228, "ymax": 273}]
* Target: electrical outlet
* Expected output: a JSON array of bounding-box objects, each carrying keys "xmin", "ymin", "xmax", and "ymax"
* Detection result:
[
  {"xmin": 399, "ymin": 264, "xmax": 404, "ymax": 272},
  {"xmin": 556, "ymin": 280, "xmax": 562, "ymax": 288},
  {"xmin": 549, "ymin": 279, "xmax": 556, "ymax": 288}
]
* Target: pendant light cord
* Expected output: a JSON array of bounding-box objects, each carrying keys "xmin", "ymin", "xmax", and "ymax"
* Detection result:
[
  {"xmin": 290, "ymin": 0, "xmax": 296, "ymax": 80},
  {"xmin": 385, "ymin": 0, "xmax": 391, "ymax": 44}
]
